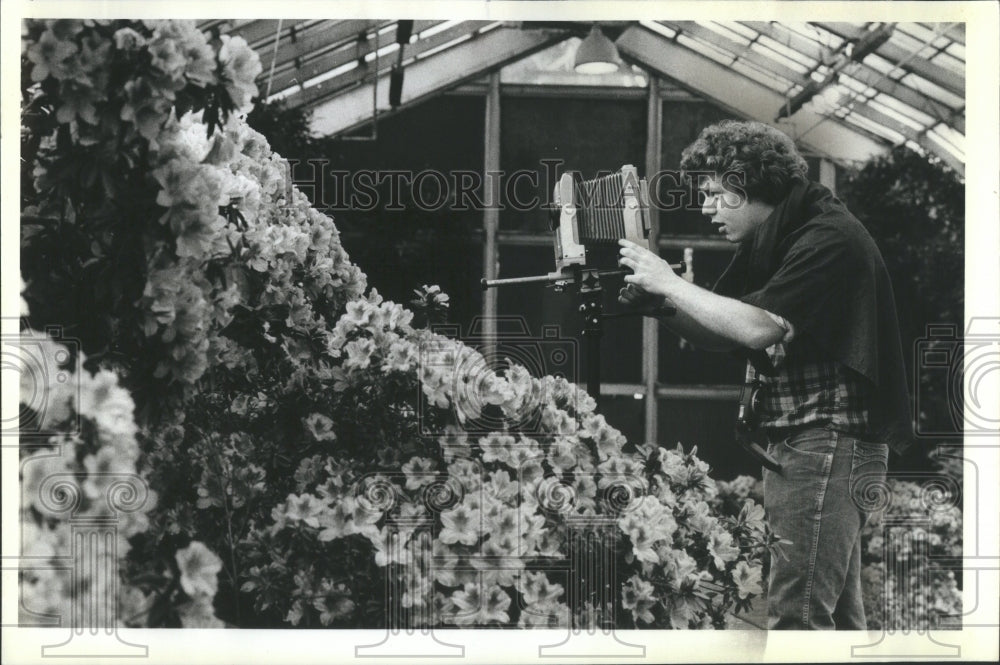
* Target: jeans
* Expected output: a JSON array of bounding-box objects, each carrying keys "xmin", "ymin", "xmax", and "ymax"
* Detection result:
[{"xmin": 762, "ymin": 427, "xmax": 889, "ymax": 630}]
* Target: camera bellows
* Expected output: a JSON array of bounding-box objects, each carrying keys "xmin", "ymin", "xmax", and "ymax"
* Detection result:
[{"xmin": 577, "ymin": 172, "xmax": 628, "ymax": 244}]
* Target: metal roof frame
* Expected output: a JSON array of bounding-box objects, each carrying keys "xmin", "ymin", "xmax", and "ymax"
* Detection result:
[
  {"xmin": 202, "ymin": 19, "xmax": 965, "ymax": 172},
  {"xmin": 616, "ymin": 23, "xmax": 887, "ymax": 165}
]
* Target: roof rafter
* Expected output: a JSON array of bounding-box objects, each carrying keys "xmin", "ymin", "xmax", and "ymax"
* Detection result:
[
  {"xmin": 742, "ymin": 21, "xmax": 964, "ymax": 133},
  {"xmin": 264, "ymin": 20, "xmax": 449, "ymax": 99},
  {"xmin": 260, "ymin": 20, "xmax": 386, "ymax": 82},
  {"xmin": 837, "ymin": 101, "xmax": 964, "ymax": 174},
  {"xmin": 203, "ymin": 19, "xmax": 316, "ymax": 49},
  {"xmin": 284, "ymin": 21, "xmax": 498, "ymax": 110},
  {"xmin": 815, "ymin": 22, "xmax": 964, "ymax": 97},
  {"xmin": 664, "ymin": 21, "xmax": 808, "ymax": 87},
  {"xmin": 310, "ymin": 26, "xmax": 571, "ymax": 137},
  {"xmin": 920, "ymin": 21, "xmax": 964, "ymax": 46},
  {"xmin": 663, "ymin": 22, "xmax": 962, "ymax": 171},
  {"xmin": 616, "ymin": 24, "xmax": 887, "ymax": 166}
]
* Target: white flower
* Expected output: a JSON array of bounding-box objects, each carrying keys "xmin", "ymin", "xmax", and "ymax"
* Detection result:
[
  {"xmin": 737, "ymin": 499, "xmax": 766, "ymax": 533},
  {"xmin": 175, "ymin": 541, "xmax": 223, "ymax": 598},
  {"xmin": 343, "ymin": 338, "xmax": 376, "ymax": 371},
  {"xmin": 401, "ymin": 456, "xmax": 437, "ymax": 490},
  {"xmin": 478, "ymin": 432, "xmax": 513, "ymax": 465},
  {"xmin": 664, "ymin": 548, "xmax": 698, "ymax": 590},
  {"xmin": 26, "ymin": 27, "xmax": 79, "ymax": 82},
  {"xmin": 316, "ymin": 501, "xmax": 353, "ymax": 542},
  {"xmin": 621, "ymin": 575, "xmax": 656, "ymax": 624},
  {"xmin": 178, "ymin": 594, "xmax": 224, "ymax": 628},
  {"xmin": 382, "ymin": 339, "xmax": 417, "ymax": 373},
  {"xmin": 497, "ymin": 363, "xmax": 538, "ymax": 420},
  {"xmin": 506, "ymin": 435, "xmax": 543, "ymax": 470},
  {"xmin": 18, "ymin": 331, "xmax": 77, "ymax": 430},
  {"xmin": 81, "ymin": 446, "xmax": 135, "ymax": 504},
  {"xmin": 79, "ymin": 368, "xmax": 137, "ymax": 442},
  {"xmin": 517, "ymin": 571, "xmax": 564, "ymax": 606},
  {"xmin": 579, "ymin": 413, "xmax": 625, "ymax": 460},
  {"xmin": 303, "ymin": 413, "xmax": 337, "ymax": 442},
  {"xmin": 218, "ymin": 35, "xmax": 261, "ymax": 111},
  {"xmin": 540, "ymin": 404, "xmax": 577, "ymax": 435},
  {"xmin": 483, "ymin": 469, "xmax": 517, "ymax": 504},
  {"xmin": 541, "ymin": 438, "xmax": 568, "ymax": 473},
  {"xmin": 447, "ymin": 458, "xmax": 482, "ymax": 492},
  {"xmin": 483, "ymin": 503, "xmax": 521, "ymax": 541},
  {"xmin": 438, "ymin": 503, "xmax": 481, "ymax": 546},
  {"xmin": 707, "ymin": 529, "xmax": 740, "ymax": 569},
  {"xmin": 21, "ymin": 445, "xmax": 77, "ymax": 518},
  {"xmin": 732, "ymin": 560, "xmax": 763, "ymax": 599},
  {"xmin": 449, "ymin": 583, "xmax": 511, "ymax": 625}
]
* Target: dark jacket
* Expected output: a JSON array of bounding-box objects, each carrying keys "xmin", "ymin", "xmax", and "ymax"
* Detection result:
[{"xmin": 714, "ymin": 180, "xmax": 913, "ymax": 454}]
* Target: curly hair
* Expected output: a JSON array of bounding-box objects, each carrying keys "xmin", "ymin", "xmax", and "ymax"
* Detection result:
[{"xmin": 679, "ymin": 120, "xmax": 809, "ymax": 204}]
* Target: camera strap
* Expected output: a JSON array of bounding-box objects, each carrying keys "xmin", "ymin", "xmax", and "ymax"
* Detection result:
[
  {"xmin": 736, "ymin": 429, "xmax": 783, "ymax": 473},
  {"xmin": 736, "ymin": 379, "xmax": 783, "ymax": 473}
]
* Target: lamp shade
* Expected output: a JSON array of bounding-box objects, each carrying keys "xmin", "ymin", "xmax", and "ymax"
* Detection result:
[{"xmin": 574, "ymin": 25, "xmax": 621, "ymax": 74}]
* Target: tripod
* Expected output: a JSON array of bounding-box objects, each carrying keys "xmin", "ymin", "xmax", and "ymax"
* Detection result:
[{"xmin": 482, "ymin": 263, "xmax": 682, "ymax": 409}]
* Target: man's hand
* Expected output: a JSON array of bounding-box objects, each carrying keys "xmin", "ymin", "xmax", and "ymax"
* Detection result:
[
  {"xmin": 617, "ymin": 283, "xmax": 666, "ymax": 315},
  {"xmin": 618, "ymin": 239, "xmax": 682, "ymax": 298}
]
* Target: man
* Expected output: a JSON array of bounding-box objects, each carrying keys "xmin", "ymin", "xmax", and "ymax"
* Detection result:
[{"xmin": 618, "ymin": 120, "xmax": 911, "ymax": 629}]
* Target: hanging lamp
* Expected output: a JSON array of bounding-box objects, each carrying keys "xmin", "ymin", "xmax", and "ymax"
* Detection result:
[{"xmin": 574, "ymin": 24, "xmax": 622, "ymax": 74}]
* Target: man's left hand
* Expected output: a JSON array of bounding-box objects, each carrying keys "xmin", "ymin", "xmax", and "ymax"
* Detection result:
[{"xmin": 618, "ymin": 239, "xmax": 680, "ymax": 297}]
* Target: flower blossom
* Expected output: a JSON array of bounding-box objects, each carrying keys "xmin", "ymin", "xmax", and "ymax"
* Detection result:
[
  {"xmin": 342, "ymin": 338, "xmax": 376, "ymax": 371},
  {"xmin": 438, "ymin": 504, "xmax": 480, "ymax": 546},
  {"xmin": 732, "ymin": 560, "xmax": 763, "ymax": 599},
  {"xmin": 401, "ymin": 456, "xmax": 437, "ymax": 490},
  {"xmin": 175, "ymin": 541, "xmax": 223, "ymax": 597},
  {"xmin": 621, "ymin": 575, "xmax": 657, "ymax": 624},
  {"xmin": 449, "ymin": 583, "xmax": 511, "ymax": 625},
  {"xmin": 518, "ymin": 571, "xmax": 564, "ymax": 606},
  {"xmin": 478, "ymin": 432, "xmax": 514, "ymax": 465},
  {"xmin": 707, "ymin": 529, "xmax": 740, "ymax": 570},
  {"xmin": 26, "ymin": 28, "xmax": 79, "ymax": 82},
  {"xmin": 303, "ymin": 413, "xmax": 337, "ymax": 442},
  {"xmin": 218, "ymin": 35, "xmax": 261, "ymax": 111}
]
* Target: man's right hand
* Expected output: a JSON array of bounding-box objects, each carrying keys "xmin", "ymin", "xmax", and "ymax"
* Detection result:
[{"xmin": 617, "ymin": 284, "xmax": 667, "ymax": 315}]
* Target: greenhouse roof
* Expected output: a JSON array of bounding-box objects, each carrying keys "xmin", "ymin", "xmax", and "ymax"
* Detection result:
[{"xmin": 200, "ymin": 19, "xmax": 966, "ymax": 173}]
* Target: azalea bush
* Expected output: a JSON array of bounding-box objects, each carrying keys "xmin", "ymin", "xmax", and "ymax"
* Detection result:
[
  {"xmin": 712, "ymin": 463, "xmax": 963, "ymax": 631},
  {"xmin": 20, "ymin": 18, "xmax": 771, "ymax": 630},
  {"xmin": 21, "ymin": 18, "xmax": 267, "ymax": 407},
  {"xmin": 16, "ymin": 299, "xmax": 223, "ymax": 628},
  {"xmin": 859, "ymin": 450, "xmax": 963, "ymax": 631},
  {"xmin": 19, "ymin": 17, "xmax": 262, "ymax": 629}
]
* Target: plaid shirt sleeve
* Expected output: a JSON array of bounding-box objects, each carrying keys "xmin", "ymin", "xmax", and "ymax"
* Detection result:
[{"xmin": 744, "ymin": 317, "xmax": 872, "ymax": 436}]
